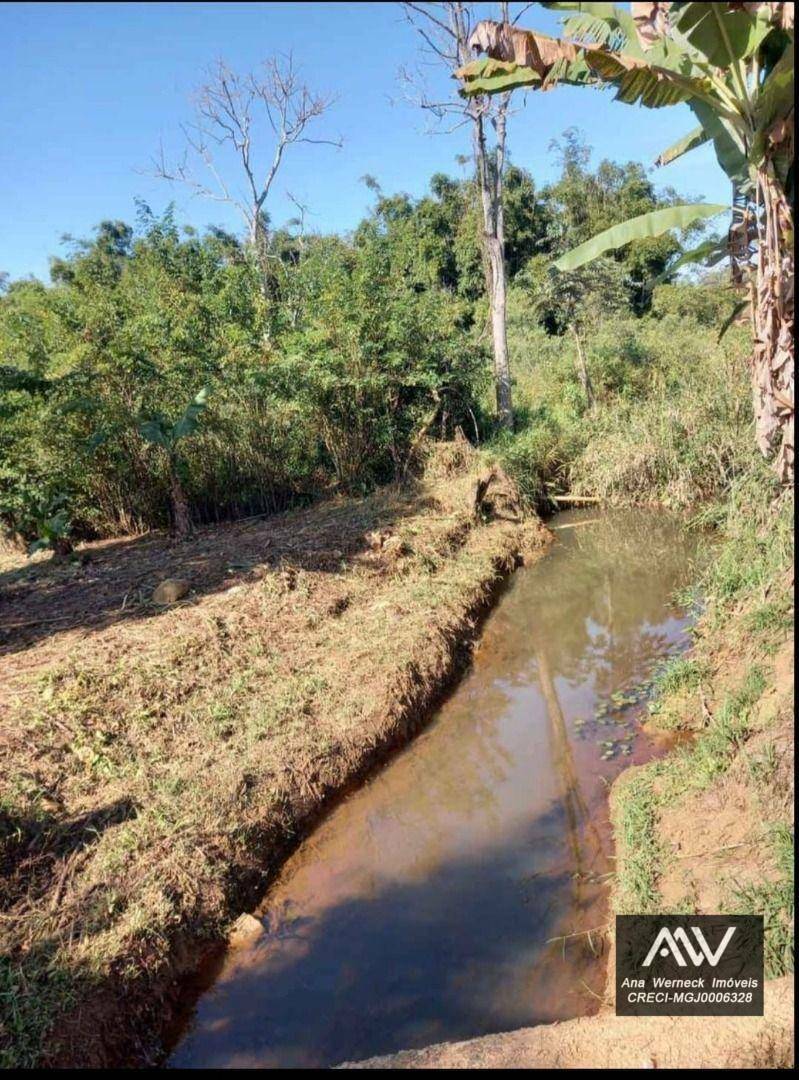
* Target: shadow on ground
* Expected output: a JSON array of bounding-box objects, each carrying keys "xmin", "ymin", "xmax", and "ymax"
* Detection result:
[{"xmin": 0, "ymin": 487, "xmax": 438, "ymax": 657}]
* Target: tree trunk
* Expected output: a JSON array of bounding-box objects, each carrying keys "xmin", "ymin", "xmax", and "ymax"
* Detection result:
[
  {"xmin": 473, "ymin": 110, "xmax": 513, "ymax": 431},
  {"xmin": 571, "ymin": 324, "xmax": 595, "ymax": 408},
  {"xmin": 169, "ymin": 459, "xmax": 192, "ymax": 540},
  {"xmin": 452, "ymin": 0, "xmax": 512, "ymax": 434},
  {"xmin": 250, "ymin": 214, "xmax": 276, "ymax": 347},
  {"xmin": 752, "ymin": 161, "xmax": 794, "ymax": 483}
]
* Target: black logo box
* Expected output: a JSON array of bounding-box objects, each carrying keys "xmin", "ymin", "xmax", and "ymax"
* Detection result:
[{"xmin": 616, "ymin": 914, "xmax": 764, "ymax": 1016}]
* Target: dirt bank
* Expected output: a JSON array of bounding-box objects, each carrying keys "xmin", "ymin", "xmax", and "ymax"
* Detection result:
[
  {"xmin": 340, "ymin": 975, "xmax": 793, "ymax": 1069},
  {"xmin": 0, "ymin": 445, "xmax": 549, "ymax": 1068}
]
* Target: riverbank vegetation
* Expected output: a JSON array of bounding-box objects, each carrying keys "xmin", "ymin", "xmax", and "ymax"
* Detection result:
[
  {"xmin": 613, "ymin": 466, "xmax": 794, "ymax": 977},
  {"xmin": 0, "ymin": 132, "xmax": 706, "ymax": 549}
]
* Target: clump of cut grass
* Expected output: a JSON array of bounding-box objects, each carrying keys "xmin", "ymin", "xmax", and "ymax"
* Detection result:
[
  {"xmin": 653, "ymin": 655, "xmax": 709, "ymax": 697},
  {"xmin": 646, "ymin": 654, "xmax": 711, "ymax": 729},
  {"xmin": 744, "ymin": 596, "xmax": 795, "ymax": 637}
]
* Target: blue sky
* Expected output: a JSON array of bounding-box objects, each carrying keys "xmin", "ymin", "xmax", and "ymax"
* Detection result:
[{"xmin": 3, "ymin": 1, "xmax": 728, "ymax": 281}]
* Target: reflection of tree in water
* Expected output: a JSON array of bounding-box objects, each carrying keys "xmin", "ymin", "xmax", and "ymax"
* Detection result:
[
  {"xmin": 535, "ymin": 646, "xmax": 605, "ymax": 876},
  {"xmin": 492, "ymin": 511, "xmax": 701, "ymax": 926},
  {"xmin": 518, "ymin": 510, "xmax": 701, "ymax": 688},
  {"xmin": 382, "ymin": 511, "xmax": 702, "ymax": 898},
  {"xmin": 373, "ymin": 512, "xmax": 701, "ymax": 887}
]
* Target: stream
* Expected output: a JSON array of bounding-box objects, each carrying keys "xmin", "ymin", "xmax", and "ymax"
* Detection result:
[{"xmin": 169, "ymin": 509, "xmax": 701, "ymax": 1069}]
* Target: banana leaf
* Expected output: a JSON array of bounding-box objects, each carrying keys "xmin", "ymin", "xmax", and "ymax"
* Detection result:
[
  {"xmin": 654, "ymin": 124, "xmax": 709, "ymax": 166},
  {"xmin": 554, "ymin": 202, "xmax": 728, "ymax": 272},
  {"xmin": 671, "ymin": 2, "xmax": 775, "ymax": 66}
]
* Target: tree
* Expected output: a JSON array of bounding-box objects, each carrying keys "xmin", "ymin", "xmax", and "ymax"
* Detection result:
[
  {"xmin": 521, "ymin": 254, "xmax": 629, "ymax": 405},
  {"xmin": 276, "ymin": 223, "xmax": 488, "ymax": 488},
  {"xmin": 401, "ymin": 2, "xmax": 516, "ymax": 430},
  {"xmin": 458, "ymin": 1, "xmax": 795, "ymax": 481},
  {"xmin": 544, "ymin": 128, "xmax": 686, "ymax": 312},
  {"xmin": 138, "ymin": 389, "xmax": 209, "ymax": 540},
  {"xmin": 154, "ymin": 56, "xmax": 340, "ymax": 301}
]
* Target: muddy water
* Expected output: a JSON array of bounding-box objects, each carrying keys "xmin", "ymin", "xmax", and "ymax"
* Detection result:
[{"xmin": 170, "ymin": 510, "xmax": 701, "ymax": 1069}]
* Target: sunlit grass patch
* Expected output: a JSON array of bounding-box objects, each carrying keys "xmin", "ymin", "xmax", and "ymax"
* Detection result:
[
  {"xmin": 728, "ymin": 823, "xmax": 794, "ymax": 979},
  {"xmin": 613, "ymin": 773, "xmax": 665, "ymax": 915}
]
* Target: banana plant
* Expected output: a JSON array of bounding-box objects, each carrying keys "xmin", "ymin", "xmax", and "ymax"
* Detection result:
[
  {"xmin": 27, "ymin": 493, "xmax": 73, "ymax": 558},
  {"xmin": 458, "ymin": 2, "xmax": 795, "ymax": 481},
  {"xmin": 139, "ymin": 388, "xmax": 209, "ymax": 540}
]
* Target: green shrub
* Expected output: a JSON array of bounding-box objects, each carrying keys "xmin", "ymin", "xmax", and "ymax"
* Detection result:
[{"xmin": 488, "ymin": 287, "xmax": 754, "ymax": 513}]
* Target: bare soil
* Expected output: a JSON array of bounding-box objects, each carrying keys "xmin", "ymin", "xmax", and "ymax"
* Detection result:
[{"xmin": 340, "ymin": 975, "xmax": 793, "ymax": 1069}]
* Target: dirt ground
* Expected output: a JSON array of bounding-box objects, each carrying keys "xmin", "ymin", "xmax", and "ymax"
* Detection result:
[{"xmin": 341, "ymin": 975, "xmax": 794, "ymax": 1069}]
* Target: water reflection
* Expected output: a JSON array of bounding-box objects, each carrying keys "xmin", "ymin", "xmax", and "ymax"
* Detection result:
[{"xmin": 169, "ymin": 510, "xmax": 701, "ymax": 1069}]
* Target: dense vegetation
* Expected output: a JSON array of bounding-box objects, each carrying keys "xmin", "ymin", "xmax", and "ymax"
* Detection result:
[
  {"xmin": 0, "ymin": 136, "xmax": 725, "ymax": 548},
  {"xmin": 461, "ymin": 0, "xmax": 795, "ymax": 481}
]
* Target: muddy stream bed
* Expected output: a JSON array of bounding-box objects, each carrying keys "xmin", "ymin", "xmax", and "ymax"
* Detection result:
[{"xmin": 168, "ymin": 509, "xmax": 701, "ymax": 1069}]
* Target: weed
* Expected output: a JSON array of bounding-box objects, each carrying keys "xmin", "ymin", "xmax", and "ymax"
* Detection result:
[
  {"xmin": 728, "ymin": 824, "xmax": 794, "ymax": 979},
  {"xmin": 613, "ymin": 774, "xmax": 665, "ymax": 914}
]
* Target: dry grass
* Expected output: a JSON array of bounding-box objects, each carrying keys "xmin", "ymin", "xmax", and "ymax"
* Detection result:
[{"xmin": 0, "ymin": 444, "xmax": 548, "ymax": 1067}]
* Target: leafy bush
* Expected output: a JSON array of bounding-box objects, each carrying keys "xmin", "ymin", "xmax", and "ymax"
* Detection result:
[{"xmin": 0, "ymin": 204, "xmax": 489, "ymax": 539}]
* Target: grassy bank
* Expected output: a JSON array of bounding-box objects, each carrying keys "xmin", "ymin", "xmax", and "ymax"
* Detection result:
[
  {"xmin": 0, "ymin": 445, "xmax": 548, "ymax": 1067},
  {"xmin": 489, "ymin": 286, "xmax": 752, "ymax": 512},
  {"xmin": 612, "ymin": 471, "xmax": 794, "ymax": 976}
]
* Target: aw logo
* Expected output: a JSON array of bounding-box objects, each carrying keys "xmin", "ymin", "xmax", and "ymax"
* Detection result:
[
  {"xmin": 642, "ymin": 925, "xmax": 736, "ymax": 968},
  {"xmin": 616, "ymin": 914, "xmax": 763, "ymax": 1017}
]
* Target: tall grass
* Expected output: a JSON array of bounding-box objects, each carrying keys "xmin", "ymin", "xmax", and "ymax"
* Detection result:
[{"xmin": 491, "ymin": 287, "xmax": 754, "ymax": 512}]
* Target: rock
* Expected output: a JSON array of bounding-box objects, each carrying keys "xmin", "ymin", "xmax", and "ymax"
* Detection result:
[
  {"xmin": 229, "ymin": 912, "xmax": 264, "ymax": 948},
  {"xmin": 152, "ymin": 578, "xmax": 190, "ymax": 605}
]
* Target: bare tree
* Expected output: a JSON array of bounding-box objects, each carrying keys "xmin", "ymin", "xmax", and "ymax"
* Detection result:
[
  {"xmin": 153, "ymin": 55, "xmax": 340, "ymax": 295},
  {"xmin": 401, "ymin": 2, "xmax": 515, "ymax": 430}
]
